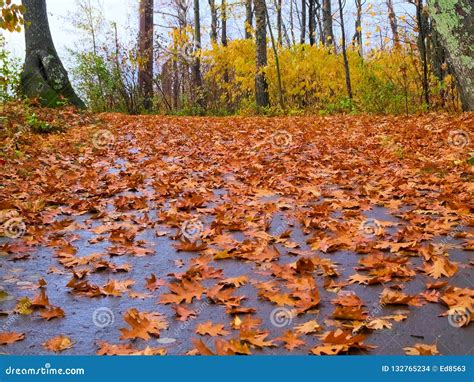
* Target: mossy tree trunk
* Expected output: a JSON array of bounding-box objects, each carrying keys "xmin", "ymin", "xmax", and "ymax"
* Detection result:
[
  {"xmin": 428, "ymin": 0, "xmax": 474, "ymax": 111},
  {"xmin": 21, "ymin": 0, "xmax": 85, "ymax": 108}
]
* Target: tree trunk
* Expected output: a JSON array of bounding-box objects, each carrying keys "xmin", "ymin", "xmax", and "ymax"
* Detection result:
[
  {"xmin": 266, "ymin": 3, "xmax": 285, "ymax": 108},
  {"xmin": 138, "ymin": 0, "xmax": 154, "ymax": 111},
  {"xmin": 221, "ymin": 0, "xmax": 230, "ymax": 85},
  {"xmin": 192, "ymin": 0, "xmax": 204, "ymax": 106},
  {"xmin": 289, "ymin": 0, "xmax": 295, "ymax": 45},
  {"xmin": 209, "ymin": 0, "xmax": 218, "ymax": 43},
  {"xmin": 276, "ymin": 0, "xmax": 283, "ymax": 45},
  {"xmin": 338, "ymin": 0, "xmax": 352, "ymax": 99},
  {"xmin": 322, "ymin": 0, "xmax": 334, "ymax": 47},
  {"xmin": 428, "ymin": 0, "xmax": 474, "ymax": 111},
  {"xmin": 300, "ymin": 0, "xmax": 306, "ymax": 44},
  {"xmin": 245, "ymin": 0, "xmax": 253, "ymax": 39},
  {"xmin": 308, "ymin": 0, "xmax": 316, "ymax": 45},
  {"xmin": 415, "ymin": 0, "xmax": 430, "ymax": 107},
  {"xmin": 315, "ymin": 0, "xmax": 324, "ymax": 44},
  {"xmin": 386, "ymin": 0, "xmax": 400, "ymax": 48},
  {"xmin": 221, "ymin": 0, "xmax": 228, "ymax": 46},
  {"xmin": 255, "ymin": 0, "xmax": 270, "ymax": 108},
  {"xmin": 20, "ymin": 0, "xmax": 85, "ymax": 108},
  {"xmin": 353, "ymin": 0, "xmax": 363, "ymax": 55}
]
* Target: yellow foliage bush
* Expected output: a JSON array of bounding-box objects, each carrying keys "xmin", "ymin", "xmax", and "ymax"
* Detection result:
[{"xmin": 203, "ymin": 40, "xmax": 458, "ymax": 114}]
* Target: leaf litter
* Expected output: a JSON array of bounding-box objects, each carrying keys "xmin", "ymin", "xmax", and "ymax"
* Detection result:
[{"xmin": 0, "ymin": 110, "xmax": 473, "ymax": 355}]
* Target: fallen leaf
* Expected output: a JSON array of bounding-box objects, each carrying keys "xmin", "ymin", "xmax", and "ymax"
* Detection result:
[{"xmin": 43, "ymin": 335, "xmax": 73, "ymax": 352}]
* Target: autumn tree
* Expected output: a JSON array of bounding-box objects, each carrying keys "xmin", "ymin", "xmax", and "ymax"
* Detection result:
[
  {"xmin": 138, "ymin": 0, "xmax": 154, "ymax": 110},
  {"xmin": 192, "ymin": 0, "xmax": 205, "ymax": 109},
  {"xmin": 413, "ymin": 0, "xmax": 430, "ymax": 107},
  {"xmin": 322, "ymin": 0, "xmax": 334, "ymax": 47},
  {"xmin": 386, "ymin": 0, "xmax": 399, "ymax": 47},
  {"xmin": 209, "ymin": 0, "xmax": 218, "ymax": 43},
  {"xmin": 353, "ymin": 0, "xmax": 363, "ymax": 55},
  {"xmin": 221, "ymin": 0, "xmax": 228, "ymax": 47},
  {"xmin": 300, "ymin": 0, "xmax": 306, "ymax": 43},
  {"xmin": 428, "ymin": 0, "xmax": 474, "ymax": 111},
  {"xmin": 255, "ymin": 0, "xmax": 270, "ymax": 108},
  {"xmin": 0, "ymin": 0, "xmax": 24, "ymax": 31},
  {"xmin": 338, "ymin": 0, "xmax": 352, "ymax": 99},
  {"xmin": 245, "ymin": 0, "xmax": 253, "ymax": 39},
  {"xmin": 20, "ymin": 0, "xmax": 85, "ymax": 108},
  {"xmin": 308, "ymin": 0, "xmax": 316, "ymax": 45},
  {"xmin": 221, "ymin": 0, "xmax": 230, "ymax": 86},
  {"xmin": 276, "ymin": 0, "xmax": 283, "ymax": 45}
]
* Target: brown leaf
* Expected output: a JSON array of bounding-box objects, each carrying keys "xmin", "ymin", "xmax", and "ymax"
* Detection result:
[
  {"xmin": 43, "ymin": 335, "xmax": 73, "ymax": 352},
  {"xmin": 295, "ymin": 320, "xmax": 322, "ymax": 335},
  {"xmin": 173, "ymin": 305, "xmax": 196, "ymax": 321},
  {"xmin": 404, "ymin": 343, "xmax": 439, "ymax": 355},
  {"xmin": 40, "ymin": 306, "xmax": 65, "ymax": 320},
  {"xmin": 275, "ymin": 330, "xmax": 305, "ymax": 351},
  {"xmin": 120, "ymin": 308, "xmax": 168, "ymax": 340},
  {"xmin": 195, "ymin": 321, "xmax": 230, "ymax": 337},
  {"xmin": 0, "ymin": 332, "xmax": 25, "ymax": 345}
]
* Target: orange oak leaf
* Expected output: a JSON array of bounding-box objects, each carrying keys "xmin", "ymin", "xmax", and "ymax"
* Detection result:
[
  {"xmin": 195, "ymin": 321, "xmax": 230, "ymax": 337},
  {"xmin": 275, "ymin": 330, "xmax": 305, "ymax": 351},
  {"xmin": 404, "ymin": 343, "xmax": 439, "ymax": 355},
  {"xmin": 120, "ymin": 308, "xmax": 168, "ymax": 340},
  {"xmin": 173, "ymin": 305, "xmax": 196, "ymax": 321},
  {"xmin": 42, "ymin": 335, "xmax": 73, "ymax": 352},
  {"xmin": 295, "ymin": 320, "xmax": 322, "ymax": 335},
  {"xmin": 0, "ymin": 332, "xmax": 25, "ymax": 345},
  {"xmin": 40, "ymin": 306, "xmax": 65, "ymax": 320}
]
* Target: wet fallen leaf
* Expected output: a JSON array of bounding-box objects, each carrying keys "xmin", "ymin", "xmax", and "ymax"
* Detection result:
[
  {"xmin": 0, "ymin": 332, "xmax": 25, "ymax": 345},
  {"xmin": 43, "ymin": 335, "xmax": 73, "ymax": 352},
  {"xmin": 195, "ymin": 321, "xmax": 230, "ymax": 337},
  {"xmin": 120, "ymin": 308, "xmax": 168, "ymax": 340},
  {"xmin": 404, "ymin": 343, "xmax": 439, "ymax": 355}
]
